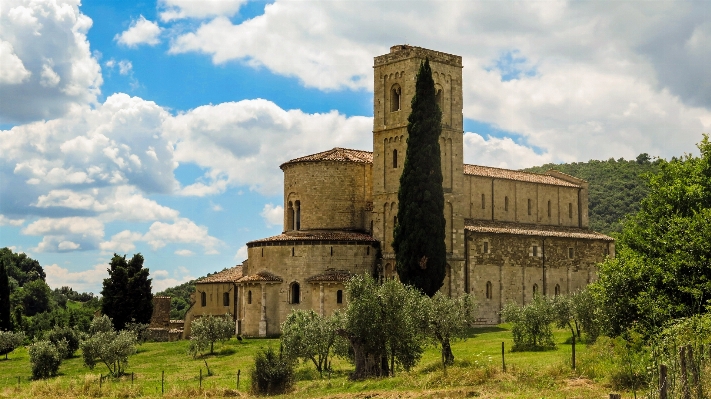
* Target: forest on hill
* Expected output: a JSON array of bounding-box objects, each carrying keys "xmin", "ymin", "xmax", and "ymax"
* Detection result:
[{"xmin": 524, "ymin": 153, "xmax": 660, "ymax": 234}]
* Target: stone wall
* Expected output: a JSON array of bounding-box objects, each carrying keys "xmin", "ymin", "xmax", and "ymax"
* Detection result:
[{"xmin": 150, "ymin": 296, "xmax": 171, "ymax": 329}]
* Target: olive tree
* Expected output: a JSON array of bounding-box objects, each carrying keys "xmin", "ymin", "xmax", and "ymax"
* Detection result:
[
  {"xmin": 81, "ymin": 315, "xmax": 137, "ymax": 377},
  {"xmin": 188, "ymin": 314, "xmax": 234, "ymax": 357},
  {"xmin": 281, "ymin": 309, "xmax": 344, "ymax": 377},
  {"xmin": 502, "ymin": 294, "xmax": 556, "ymax": 351},
  {"xmin": 29, "ymin": 340, "xmax": 61, "ymax": 379},
  {"xmin": 0, "ymin": 330, "xmax": 24, "ymax": 360},
  {"xmin": 424, "ymin": 292, "xmax": 477, "ymax": 368}
]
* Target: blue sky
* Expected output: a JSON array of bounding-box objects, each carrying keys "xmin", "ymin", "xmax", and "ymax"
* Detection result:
[{"xmin": 1, "ymin": 0, "xmax": 710, "ymax": 293}]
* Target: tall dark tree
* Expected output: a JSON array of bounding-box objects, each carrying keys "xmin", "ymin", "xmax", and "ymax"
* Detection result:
[
  {"xmin": 393, "ymin": 59, "xmax": 447, "ymax": 297},
  {"xmin": 101, "ymin": 253, "xmax": 153, "ymax": 330},
  {"xmin": 0, "ymin": 259, "xmax": 11, "ymax": 331}
]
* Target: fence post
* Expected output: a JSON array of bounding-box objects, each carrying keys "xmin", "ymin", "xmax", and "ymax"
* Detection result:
[
  {"xmin": 200, "ymin": 368, "xmax": 202, "ymax": 389},
  {"xmin": 659, "ymin": 364, "xmax": 668, "ymax": 399},
  {"xmin": 99, "ymin": 374, "xmax": 102, "ymax": 391},
  {"xmin": 131, "ymin": 372, "xmax": 134, "ymax": 385},
  {"xmin": 687, "ymin": 346, "xmax": 701, "ymax": 399},
  {"xmin": 161, "ymin": 370, "xmax": 164, "ymax": 395},
  {"xmin": 501, "ymin": 342, "xmax": 506, "ymax": 372},
  {"xmin": 572, "ymin": 334, "xmax": 576, "ymax": 370},
  {"xmin": 237, "ymin": 369, "xmax": 240, "ymax": 389},
  {"xmin": 680, "ymin": 346, "xmax": 691, "ymax": 399},
  {"xmin": 17, "ymin": 376, "xmax": 20, "ymax": 387}
]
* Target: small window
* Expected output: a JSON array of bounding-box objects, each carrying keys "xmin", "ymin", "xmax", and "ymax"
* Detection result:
[
  {"xmin": 481, "ymin": 194, "xmax": 485, "ymax": 209},
  {"xmin": 295, "ymin": 200, "xmax": 301, "ymax": 230},
  {"xmin": 504, "ymin": 196, "xmax": 509, "ymax": 212},
  {"xmin": 485, "ymin": 281, "xmax": 492, "ymax": 299},
  {"xmin": 533, "ymin": 284, "xmax": 539, "ymax": 296},
  {"xmin": 336, "ymin": 290, "xmax": 343, "ymax": 304},
  {"xmin": 248, "ymin": 290, "xmax": 252, "ymax": 304},
  {"xmin": 483, "ymin": 241, "xmax": 489, "ymax": 254},
  {"xmin": 532, "ymin": 245, "xmax": 538, "ymax": 257},
  {"xmin": 291, "ymin": 282, "xmax": 300, "ymax": 304},
  {"xmin": 527, "ymin": 199, "xmax": 532, "ymax": 215},
  {"xmin": 393, "ymin": 149, "xmax": 398, "ymax": 168},
  {"xmin": 554, "ymin": 284, "xmax": 561, "ymax": 297},
  {"xmin": 569, "ymin": 203, "xmax": 573, "ymax": 219},
  {"xmin": 435, "ymin": 88, "xmax": 443, "ymax": 110},
  {"xmin": 604, "ymin": 247, "xmax": 609, "ymax": 256},
  {"xmin": 391, "ymin": 85, "xmax": 401, "ymax": 112},
  {"xmin": 330, "ymin": 247, "xmax": 333, "ymax": 256},
  {"xmin": 568, "ymin": 248, "xmax": 574, "ymax": 259},
  {"xmin": 367, "ymin": 246, "xmax": 370, "ymax": 255},
  {"xmin": 291, "ymin": 247, "xmax": 295, "ymax": 257},
  {"xmin": 223, "ymin": 292, "xmax": 229, "ymax": 306},
  {"xmin": 547, "ymin": 200, "xmax": 551, "ymax": 217},
  {"xmin": 201, "ymin": 292, "xmax": 206, "ymax": 307},
  {"xmin": 261, "ymin": 247, "xmax": 264, "ymax": 257}
]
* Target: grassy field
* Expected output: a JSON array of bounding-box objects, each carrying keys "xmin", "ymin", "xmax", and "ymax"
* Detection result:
[{"xmin": 0, "ymin": 326, "xmax": 622, "ymax": 398}]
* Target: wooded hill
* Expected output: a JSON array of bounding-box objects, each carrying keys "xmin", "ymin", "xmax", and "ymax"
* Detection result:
[{"xmin": 525, "ymin": 154, "xmax": 660, "ymax": 234}]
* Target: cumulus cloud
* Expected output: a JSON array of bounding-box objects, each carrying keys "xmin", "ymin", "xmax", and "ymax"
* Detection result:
[
  {"xmin": 260, "ymin": 204, "xmax": 283, "ymax": 228},
  {"xmin": 143, "ymin": 218, "xmax": 222, "ymax": 254},
  {"xmin": 44, "ymin": 262, "xmax": 108, "ymax": 292},
  {"xmin": 151, "ymin": 267, "xmax": 195, "ymax": 292},
  {"xmin": 99, "ymin": 230, "xmax": 143, "ymax": 253},
  {"xmin": 0, "ymin": 215, "xmax": 24, "ymax": 227},
  {"xmin": 0, "ymin": 0, "xmax": 102, "ymax": 123},
  {"xmin": 463, "ymin": 133, "xmax": 552, "ymax": 170},
  {"xmin": 235, "ymin": 245, "xmax": 248, "ymax": 262},
  {"xmin": 159, "ymin": 0, "xmax": 248, "ymax": 21},
  {"xmin": 23, "ymin": 217, "xmax": 104, "ymax": 252},
  {"xmin": 115, "ymin": 15, "xmax": 162, "ymax": 47},
  {"xmin": 175, "ymin": 249, "xmax": 194, "ymax": 256}
]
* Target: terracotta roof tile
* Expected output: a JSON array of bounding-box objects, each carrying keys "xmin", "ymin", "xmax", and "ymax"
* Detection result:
[
  {"xmin": 281, "ymin": 148, "xmax": 373, "ymax": 168},
  {"xmin": 463, "ymin": 164, "xmax": 581, "ymax": 187},
  {"xmin": 198, "ymin": 266, "xmax": 243, "ymax": 283},
  {"xmin": 237, "ymin": 270, "xmax": 284, "ymax": 283},
  {"xmin": 248, "ymin": 231, "xmax": 377, "ymax": 245},
  {"xmin": 464, "ymin": 219, "xmax": 613, "ymax": 241},
  {"xmin": 306, "ymin": 269, "xmax": 353, "ymax": 283}
]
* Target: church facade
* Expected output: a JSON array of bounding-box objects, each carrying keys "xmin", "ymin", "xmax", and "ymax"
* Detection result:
[{"xmin": 184, "ymin": 45, "xmax": 614, "ymax": 337}]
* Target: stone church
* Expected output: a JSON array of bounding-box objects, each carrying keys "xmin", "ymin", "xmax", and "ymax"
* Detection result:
[{"xmin": 183, "ymin": 45, "xmax": 614, "ymax": 337}]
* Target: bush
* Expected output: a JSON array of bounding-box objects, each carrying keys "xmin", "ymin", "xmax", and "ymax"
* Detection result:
[
  {"xmin": 46, "ymin": 326, "xmax": 80, "ymax": 358},
  {"xmin": 29, "ymin": 340, "xmax": 61, "ymax": 379},
  {"xmin": 125, "ymin": 321, "xmax": 150, "ymax": 344},
  {"xmin": 188, "ymin": 314, "xmax": 234, "ymax": 357},
  {"xmin": 501, "ymin": 295, "xmax": 555, "ymax": 351},
  {"xmin": 0, "ymin": 330, "xmax": 25, "ymax": 359},
  {"xmin": 251, "ymin": 346, "xmax": 294, "ymax": 395},
  {"xmin": 577, "ymin": 334, "xmax": 650, "ymax": 391}
]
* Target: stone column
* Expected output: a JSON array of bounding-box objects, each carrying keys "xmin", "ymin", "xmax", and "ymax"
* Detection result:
[
  {"xmin": 319, "ymin": 284, "xmax": 324, "ymax": 317},
  {"xmin": 258, "ymin": 283, "xmax": 267, "ymax": 337}
]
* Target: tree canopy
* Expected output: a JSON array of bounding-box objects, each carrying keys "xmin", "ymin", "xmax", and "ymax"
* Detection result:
[
  {"xmin": 101, "ymin": 253, "xmax": 153, "ymax": 330},
  {"xmin": 393, "ymin": 58, "xmax": 447, "ymax": 297},
  {"xmin": 0, "ymin": 259, "xmax": 10, "ymax": 331}
]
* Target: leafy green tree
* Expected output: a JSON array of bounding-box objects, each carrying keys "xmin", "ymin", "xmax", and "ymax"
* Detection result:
[
  {"xmin": 29, "ymin": 340, "xmax": 61, "ymax": 379},
  {"xmin": 81, "ymin": 315, "xmax": 137, "ymax": 377},
  {"xmin": 337, "ymin": 275, "xmax": 426, "ymax": 379},
  {"xmin": 101, "ymin": 253, "xmax": 153, "ymax": 330},
  {"xmin": 13, "ymin": 279, "xmax": 53, "ymax": 317},
  {"xmin": 424, "ymin": 292, "xmax": 477, "ymax": 368},
  {"xmin": 502, "ymin": 295, "xmax": 556, "ymax": 351},
  {"xmin": 251, "ymin": 346, "xmax": 294, "ymax": 395},
  {"xmin": 281, "ymin": 309, "xmax": 343, "ymax": 376},
  {"xmin": 0, "ymin": 247, "xmax": 45, "ymax": 287},
  {"xmin": 46, "ymin": 326, "xmax": 80, "ymax": 359},
  {"xmin": 0, "ymin": 259, "xmax": 11, "ymax": 331},
  {"xmin": 393, "ymin": 58, "xmax": 447, "ymax": 297},
  {"xmin": 0, "ymin": 330, "xmax": 24, "ymax": 359},
  {"xmin": 188, "ymin": 314, "xmax": 234, "ymax": 356},
  {"xmin": 595, "ymin": 135, "xmax": 711, "ymax": 336}
]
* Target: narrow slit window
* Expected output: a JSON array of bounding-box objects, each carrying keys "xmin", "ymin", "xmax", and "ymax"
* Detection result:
[
  {"xmin": 486, "ymin": 281, "xmax": 492, "ymax": 299},
  {"xmin": 568, "ymin": 248, "xmax": 574, "ymax": 259},
  {"xmin": 223, "ymin": 292, "xmax": 229, "ymax": 306},
  {"xmin": 483, "ymin": 241, "xmax": 489, "ymax": 254},
  {"xmin": 291, "ymin": 247, "xmax": 295, "ymax": 257},
  {"xmin": 569, "ymin": 203, "xmax": 573, "ymax": 219},
  {"xmin": 391, "ymin": 85, "xmax": 401, "ymax": 112},
  {"xmin": 532, "ymin": 245, "xmax": 538, "ymax": 257},
  {"xmin": 393, "ymin": 149, "xmax": 398, "ymax": 168},
  {"xmin": 367, "ymin": 246, "xmax": 370, "ymax": 255},
  {"xmin": 505, "ymin": 196, "xmax": 509, "ymax": 212},
  {"xmin": 291, "ymin": 283, "xmax": 300, "ymax": 304},
  {"xmin": 336, "ymin": 290, "xmax": 343, "ymax": 304},
  {"xmin": 261, "ymin": 247, "xmax": 264, "ymax": 257},
  {"xmin": 547, "ymin": 200, "xmax": 551, "ymax": 217},
  {"xmin": 533, "ymin": 284, "xmax": 539, "ymax": 296},
  {"xmin": 481, "ymin": 194, "xmax": 486, "ymax": 209},
  {"xmin": 295, "ymin": 200, "xmax": 301, "ymax": 230},
  {"xmin": 201, "ymin": 292, "xmax": 206, "ymax": 307},
  {"xmin": 555, "ymin": 284, "xmax": 561, "ymax": 297},
  {"xmin": 248, "ymin": 290, "xmax": 252, "ymax": 304},
  {"xmin": 330, "ymin": 247, "xmax": 333, "ymax": 256},
  {"xmin": 527, "ymin": 199, "xmax": 532, "ymax": 215}
]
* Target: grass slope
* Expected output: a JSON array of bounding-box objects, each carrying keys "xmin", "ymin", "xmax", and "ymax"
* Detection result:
[{"xmin": 0, "ymin": 326, "xmax": 618, "ymax": 398}]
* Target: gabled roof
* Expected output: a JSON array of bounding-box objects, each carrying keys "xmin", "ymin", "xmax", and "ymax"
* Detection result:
[
  {"xmin": 463, "ymin": 164, "xmax": 581, "ymax": 188},
  {"xmin": 237, "ymin": 270, "xmax": 283, "ymax": 283},
  {"xmin": 247, "ymin": 231, "xmax": 377, "ymax": 246},
  {"xmin": 306, "ymin": 269, "xmax": 353, "ymax": 283},
  {"xmin": 464, "ymin": 219, "xmax": 613, "ymax": 241},
  {"xmin": 197, "ymin": 266, "xmax": 243, "ymax": 283},
  {"xmin": 280, "ymin": 148, "xmax": 373, "ymax": 169}
]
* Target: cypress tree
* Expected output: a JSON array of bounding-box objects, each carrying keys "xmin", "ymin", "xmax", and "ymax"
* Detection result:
[
  {"xmin": 393, "ymin": 59, "xmax": 447, "ymax": 297},
  {"xmin": 0, "ymin": 259, "xmax": 11, "ymax": 331},
  {"xmin": 101, "ymin": 253, "xmax": 153, "ymax": 330}
]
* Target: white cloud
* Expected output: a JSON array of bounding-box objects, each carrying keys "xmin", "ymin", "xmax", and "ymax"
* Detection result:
[
  {"xmin": 175, "ymin": 249, "xmax": 194, "ymax": 256},
  {"xmin": 260, "ymin": 204, "xmax": 282, "ymax": 228},
  {"xmin": 0, "ymin": 215, "xmax": 24, "ymax": 227},
  {"xmin": 0, "ymin": 0, "xmax": 102, "ymax": 123},
  {"xmin": 99, "ymin": 230, "xmax": 143, "ymax": 253},
  {"xmin": 159, "ymin": 0, "xmax": 248, "ymax": 21},
  {"xmin": 118, "ymin": 60, "xmax": 133, "ymax": 75},
  {"xmin": 463, "ymin": 133, "xmax": 553, "ymax": 170},
  {"xmin": 151, "ymin": 267, "xmax": 195, "ymax": 293},
  {"xmin": 0, "ymin": 40, "xmax": 31, "ymax": 84},
  {"xmin": 44, "ymin": 262, "xmax": 108, "ymax": 292},
  {"xmin": 23, "ymin": 217, "xmax": 104, "ymax": 252},
  {"xmin": 115, "ymin": 15, "xmax": 162, "ymax": 47},
  {"xmin": 143, "ymin": 218, "xmax": 221, "ymax": 254},
  {"xmin": 235, "ymin": 245, "xmax": 248, "ymax": 262},
  {"xmin": 210, "ymin": 202, "xmax": 223, "ymax": 212}
]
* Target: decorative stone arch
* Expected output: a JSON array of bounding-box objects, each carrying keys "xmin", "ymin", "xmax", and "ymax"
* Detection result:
[
  {"xmin": 289, "ymin": 281, "xmax": 301, "ymax": 304},
  {"xmin": 390, "ymin": 84, "xmax": 401, "ymax": 112}
]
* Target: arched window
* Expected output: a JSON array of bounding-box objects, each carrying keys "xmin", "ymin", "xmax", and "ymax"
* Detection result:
[
  {"xmin": 290, "ymin": 282, "xmax": 300, "ymax": 304},
  {"xmin": 527, "ymin": 199, "xmax": 532, "ymax": 215},
  {"xmin": 337, "ymin": 290, "xmax": 343, "ymax": 304},
  {"xmin": 295, "ymin": 200, "xmax": 301, "ymax": 230},
  {"xmin": 533, "ymin": 284, "xmax": 539, "ymax": 296},
  {"xmin": 485, "ymin": 281, "xmax": 492, "ymax": 299},
  {"xmin": 481, "ymin": 193, "xmax": 486, "ymax": 209},
  {"xmin": 287, "ymin": 201, "xmax": 294, "ymax": 230},
  {"xmin": 569, "ymin": 203, "xmax": 573, "ymax": 219},
  {"xmin": 223, "ymin": 292, "xmax": 229, "ymax": 306},
  {"xmin": 547, "ymin": 200, "xmax": 551, "ymax": 217},
  {"xmin": 201, "ymin": 292, "xmax": 206, "ymax": 307},
  {"xmin": 393, "ymin": 149, "xmax": 398, "ymax": 168},
  {"xmin": 390, "ymin": 85, "xmax": 401, "ymax": 112},
  {"xmin": 435, "ymin": 88, "xmax": 443, "ymax": 110},
  {"xmin": 505, "ymin": 196, "xmax": 509, "ymax": 211},
  {"xmin": 554, "ymin": 284, "xmax": 561, "ymax": 297}
]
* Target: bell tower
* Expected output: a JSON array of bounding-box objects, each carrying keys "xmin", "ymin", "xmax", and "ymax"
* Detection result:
[{"xmin": 371, "ymin": 45, "xmax": 466, "ymax": 288}]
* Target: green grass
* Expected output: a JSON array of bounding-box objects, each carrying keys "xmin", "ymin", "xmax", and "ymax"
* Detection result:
[{"xmin": 0, "ymin": 326, "xmax": 617, "ymax": 398}]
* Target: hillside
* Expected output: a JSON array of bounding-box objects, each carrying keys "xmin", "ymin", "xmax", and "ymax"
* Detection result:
[{"xmin": 525, "ymin": 154, "xmax": 660, "ymax": 234}]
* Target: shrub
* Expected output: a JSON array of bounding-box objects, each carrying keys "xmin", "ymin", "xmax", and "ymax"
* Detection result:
[
  {"xmin": 251, "ymin": 346, "xmax": 294, "ymax": 395},
  {"xmin": 125, "ymin": 321, "xmax": 150, "ymax": 344},
  {"xmin": 29, "ymin": 340, "xmax": 61, "ymax": 379},
  {"xmin": 281, "ymin": 309, "xmax": 343, "ymax": 376},
  {"xmin": 188, "ymin": 314, "xmax": 234, "ymax": 357},
  {"xmin": 502, "ymin": 295, "xmax": 555, "ymax": 351},
  {"xmin": 577, "ymin": 334, "xmax": 650, "ymax": 391},
  {"xmin": 46, "ymin": 326, "xmax": 80, "ymax": 358},
  {"xmin": 0, "ymin": 330, "xmax": 25, "ymax": 359}
]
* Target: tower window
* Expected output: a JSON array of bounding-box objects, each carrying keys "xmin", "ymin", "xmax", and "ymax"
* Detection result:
[
  {"xmin": 555, "ymin": 284, "xmax": 561, "ymax": 297},
  {"xmin": 505, "ymin": 196, "xmax": 509, "ymax": 212},
  {"xmin": 337, "ymin": 290, "xmax": 343, "ymax": 304},
  {"xmin": 330, "ymin": 247, "xmax": 333, "ymax": 256},
  {"xmin": 391, "ymin": 85, "xmax": 401, "ymax": 112},
  {"xmin": 533, "ymin": 284, "xmax": 539, "ymax": 296},
  {"xmin": 532, "ymin": 245, "xmax": 538, "ymax": 257},
  {"xmin": 481, "ymin": 194, "xmax": 485, "ymax": 209},
  {"xmin": 568, "ymin": 248, "xmax": 574, "ymax": 259},
  {"xmin": 248, "ymin": 290, "xmax": 252, "ymax": 304},
  {"xmin": 292, "ymin": 247, "xmax": 295, "ymax": 257},
  {"xmin": 435, "ymin": 88, "xmax": 443, "ymax": 110},
  {"xmin": 569, "ymin": 203, "xmax": 573, "ymax": 219},
  {"xmin": 261, "ymin": 248, "xmax": 264, "ymax": 257},
  {"xmin": 486, "ymin": 281, "xmax": 492, "ymax": 299},
  {"xmin": 483, "ymin": 241, "xmax": 489, "ymax": 254},
  {"xmin": 547, "ymin": 200, "xmax": 551, "ymax": 217},
  {"xmin": 201, "ymin": 292, "xmax": 206, "ymax": 307},
  {"xmin": 223, "ymin": 292, "xmax": 229, "ymax": 306},
  {"xmin": 290, "ymin": 282, "xmax": 300, "ymax": 304},
  {"xmin": 367, "ymin": 246, "xmax": 370, "ymax": 255},
  {"xmin": 295, "ymin": 200, "xmax": 301, "ymax": 230},
  {"xmin": 527, "ymin": 199, "xmax": 532, "ymax": 215},
  {"xmin": 393, "ymin": 149, "xmax": 398, "ymax": 168}
]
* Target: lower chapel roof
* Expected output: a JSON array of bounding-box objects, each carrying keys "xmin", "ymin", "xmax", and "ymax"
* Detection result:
[
  {"xmin": 464, "ymin": 219, "xmax": 614, "ymax": 241},
  {"xmin": 247, "ymin": 231, "xmax": 378, "ymax": 246},
  {"xmin": 281, "ymin": 148, "xmax": 582, "ymax": 188},
  {"xmin": 197, "ymin": 265, "xmax": 244, "ymax": 283}
]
